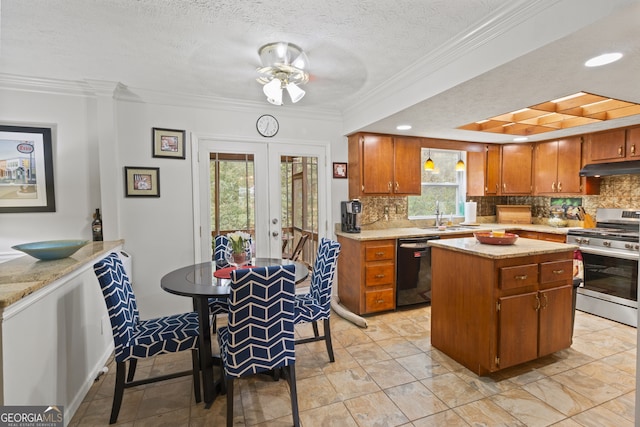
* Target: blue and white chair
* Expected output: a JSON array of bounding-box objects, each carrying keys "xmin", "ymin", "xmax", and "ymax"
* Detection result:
[
  {"xmin": 213, "ymin": 234, "xmax": 233, "ymax": 268},
  {"xmin": 93, "ymin": 253, "xmax": 201, "ymax": 424},
  {"xmin": 294, "ymin": 238, "xmax": 341, "ymax": 362},
  {"xmin": 217, "ymin": 265, "xmax": 299, "ymax": 427}
]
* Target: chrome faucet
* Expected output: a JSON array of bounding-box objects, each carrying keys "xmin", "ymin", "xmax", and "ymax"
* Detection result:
[{"xmin": 435, "ymin": 200, "xmax": 442, "ymax": 226}]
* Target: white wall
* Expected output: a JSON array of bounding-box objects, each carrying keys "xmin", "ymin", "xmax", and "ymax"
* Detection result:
[{"xmin": 0, "ymin": 88, "xmax": 100, "ymax": 252}]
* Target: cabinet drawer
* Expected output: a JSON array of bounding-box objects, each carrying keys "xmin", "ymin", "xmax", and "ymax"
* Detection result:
[
  {"xmin": 540, "ymin": 260, "xmax": 573, "ymax": 284},
  {"xmin": 365, "ymin": 288, "xmax": 395, "ymax": 313},
  {"xmin": 500, "ymin": 264, "xmax": 538, "ymax": 290},
  {"xmin": 365, "ymin": 244, "xmax": 395, "ymax": 262},
  {"xmin": 365, "ymin": 263, "xmax": 395, "ymax": 286}
]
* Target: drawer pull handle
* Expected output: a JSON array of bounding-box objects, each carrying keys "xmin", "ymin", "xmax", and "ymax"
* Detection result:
[
  {"xmin": 375, "ymin": 274, "xmax": 385, "ymax": 278},
  {"xmin": 375, "ymin": 252, "xmax": 385, "ymax": 257},
  {"xmin": 376, "ymin": 299, "xmax": 385, "ymax": 304},
  {"xmin": 552, "ymin": 269, "xmax": 565, "ymax": 274},
  {"xmin": 515, "ymin": 274, "xmax": 528, "ymax": 280}
]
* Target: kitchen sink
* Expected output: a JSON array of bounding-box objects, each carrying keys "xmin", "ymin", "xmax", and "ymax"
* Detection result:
[{"xmin": 420, "ymin": 225, "xmax": 478, "ymax": 231}]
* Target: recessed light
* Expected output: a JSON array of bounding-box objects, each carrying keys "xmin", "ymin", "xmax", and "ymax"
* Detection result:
[
  {"xmin": 513, "ymin": 137, "xmax": 529, "ymax": 142},
  {"xmin": 396, "ymin": 125, "xmax": 412, "ymax": 130},
  {"xmin": 585, "ymin": 52, "xmax": 623, "ymax": 67}
]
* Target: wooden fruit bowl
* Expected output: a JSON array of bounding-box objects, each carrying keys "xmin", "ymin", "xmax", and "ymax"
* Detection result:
[{"xmin": 474, "ymin": 232, "xmax": 518, "ymax": 245}]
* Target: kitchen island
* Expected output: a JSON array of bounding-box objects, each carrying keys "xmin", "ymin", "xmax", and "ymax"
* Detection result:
[{"xmin": 428, "ymin": 236, "xmax": 577, "ymax": 375}]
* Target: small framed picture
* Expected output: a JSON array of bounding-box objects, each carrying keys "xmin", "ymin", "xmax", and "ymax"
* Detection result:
[
  {"xmin": 152, "ymin": 127, "xmax": 185, "ymax": 159},
  {"xmin": 333, "ymin": 162, "xmax": 348, "ymax": 179},
  {"xmin": 125, "ymin": 167, "xmax": 160, "ymax": 197}
]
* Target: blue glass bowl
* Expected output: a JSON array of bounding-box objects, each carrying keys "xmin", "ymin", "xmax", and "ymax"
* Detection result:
[{"xmin": 12, "ymin": 240, "xmax": 89, "ymax": 260}]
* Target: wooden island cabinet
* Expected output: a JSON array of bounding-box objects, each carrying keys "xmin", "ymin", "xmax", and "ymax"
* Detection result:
[{"xmin": 429, "ymin": 237, "xmax": 575, "ymax": 375}]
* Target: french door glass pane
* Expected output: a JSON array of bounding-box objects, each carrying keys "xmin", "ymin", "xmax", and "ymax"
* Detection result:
[{"xmin": 210, "ymin": 154, "xmax": 255, "ymax": 235}]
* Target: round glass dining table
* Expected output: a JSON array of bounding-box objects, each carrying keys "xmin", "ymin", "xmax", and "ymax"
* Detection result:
[{"xmin": 160, "ymin": 258, "xmax": 308, "ymax": 407}]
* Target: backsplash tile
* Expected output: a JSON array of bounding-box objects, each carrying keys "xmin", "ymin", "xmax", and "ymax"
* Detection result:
[{"xmin": 353, "ymin": 174, "xmax": 640, "ymax": 229}]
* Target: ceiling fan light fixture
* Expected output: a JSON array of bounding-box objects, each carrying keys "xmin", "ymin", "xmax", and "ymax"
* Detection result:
[
  {"xmin": 257, "ymin": 41, "xmax": 309, "ymax": 105},
  {"xmin": 286, "ymin": 82, "xmax": 305, "ymax": 103}
]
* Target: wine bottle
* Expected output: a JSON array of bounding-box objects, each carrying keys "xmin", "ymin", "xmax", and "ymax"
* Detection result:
[{"xmin": 92, "ymin": 208, "xmax": 103, "ymax": 241}]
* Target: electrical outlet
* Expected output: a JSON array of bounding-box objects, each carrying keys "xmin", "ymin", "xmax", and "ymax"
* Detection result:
[{"xmin": 384, "ymin": 206, "xmax": 390, "ymax": 215}]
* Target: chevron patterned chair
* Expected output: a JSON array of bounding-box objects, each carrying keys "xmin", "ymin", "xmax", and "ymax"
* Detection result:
[
  {"xmin": 294, "ymin": 237, "xmax": 341, "ymax": 362},
  {"xmin": 217, "ymin": 264, "xmax": 300, "ymax": 427},
  {"xmin": 94, "ymin": 252, "xmax": 201, "ymax": 424},
  {"xmin": 213, "ymin": 234, "xmax": 233, "ymax": 268}
]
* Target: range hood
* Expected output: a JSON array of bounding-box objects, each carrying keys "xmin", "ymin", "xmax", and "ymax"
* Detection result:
[{"xmin": 579, "ymin": 160, "xmax": 640, "ymax": 177}]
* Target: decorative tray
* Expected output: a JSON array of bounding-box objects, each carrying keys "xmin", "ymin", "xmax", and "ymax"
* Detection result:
[{"xmin": 474, "ymin": 232, "xmax": 519, "ymax": 245}]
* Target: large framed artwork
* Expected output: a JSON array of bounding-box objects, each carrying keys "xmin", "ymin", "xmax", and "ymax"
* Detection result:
[{"xmin": 0, "ymin": 125, "xmax": 56, "ymax": 213}]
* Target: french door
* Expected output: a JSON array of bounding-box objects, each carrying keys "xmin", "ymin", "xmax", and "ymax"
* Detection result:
[{"xmin": 193, "ymin": 136, "xmax": 329, "ymax": 263}]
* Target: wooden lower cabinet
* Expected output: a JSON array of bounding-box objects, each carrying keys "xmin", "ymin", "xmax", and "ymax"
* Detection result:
[
  {"xmin": 431, "ymin": 247, "xmax": 573, "ymax": 375},
  {"xmin": 506, "ymin": 229, "xmax": 567, "ymax": 243},
  {"xmin": 337, "ymin": 237, "xmax": 396, "ymax": 315}
]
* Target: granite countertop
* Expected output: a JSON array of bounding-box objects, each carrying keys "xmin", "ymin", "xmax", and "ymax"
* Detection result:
[
  {"xmin": 335, "ymin": 223, "xmax": 579, "ymax": 241},
  {"xmin": 428, "ymin": 237, "xmax": 577, "ymax": 259},
  {"xmin": 0, "ymin": 240, "xmax": 124, "ymax": 308}
]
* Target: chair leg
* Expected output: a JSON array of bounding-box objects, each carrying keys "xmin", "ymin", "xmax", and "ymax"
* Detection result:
[
  {"xmin": 191, "ymin": 349, "xmax": 202, "ymax": 403},
  {"xmin": 126, "ymin": 359, "xmax": 137, "ymax": 383},
  {"xmin": 226, "ymin": 378, "xmax": 234, "ymax": 427},
  {"xmin": 110, "ymin": 361, "xmax": 127, "ymax": 424},
  {"xmin": 284, "ymin": 365, "xmax": 300, "ymax": 427},
  {"xmin": 323, "ymin": 318, "xmax": 335, "ymax": 363},
  {"xmin": 312, "ymin": 320, "xmax": 320, "ymax": 337}
]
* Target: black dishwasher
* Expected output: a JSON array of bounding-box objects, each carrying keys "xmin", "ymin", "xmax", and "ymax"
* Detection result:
[{"xmin": 396, "ymin": 236, "xmax": 440, "ymax": 307}]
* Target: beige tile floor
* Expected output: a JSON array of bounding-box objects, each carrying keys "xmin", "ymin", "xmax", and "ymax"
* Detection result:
[{"xmin": 70, "ymin": 307, "xmax": 636, "ymax": 426}]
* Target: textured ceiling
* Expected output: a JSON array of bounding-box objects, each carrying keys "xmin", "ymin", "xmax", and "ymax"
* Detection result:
[{"xmin": 1, "ymin": 0, "xmax": 640, "ymax": 142}]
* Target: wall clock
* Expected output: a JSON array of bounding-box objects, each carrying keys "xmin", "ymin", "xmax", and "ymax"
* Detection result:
[{"xmin": 256, "ymin": 114, "xmax": 279, "ymax": 137}]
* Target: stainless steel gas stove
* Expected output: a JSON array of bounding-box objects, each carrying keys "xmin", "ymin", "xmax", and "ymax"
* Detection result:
[{"xmin": 566, "ymin": 208, "xmax": 639, "ymax": 327}]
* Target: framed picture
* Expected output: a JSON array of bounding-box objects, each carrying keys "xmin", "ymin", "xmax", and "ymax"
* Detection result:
[
  {"xmin": 124, "ymin": 167, "xmax": 160, "ymax": 197},
  {"xmin": 333, "ymin": 162, "xmax": 347, "ymax": 179},
  {"xmin": 152, "ymin": 127, "xmax": 185, "ymax": 159},
  {"xmin": 0, "ymin": 125, "xmax": 56, "ymax": 213}
]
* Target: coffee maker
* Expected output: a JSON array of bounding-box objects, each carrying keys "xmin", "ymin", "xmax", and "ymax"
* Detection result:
[{"xmin": 341, "ymin": 199, "xmax": 362, "ymax": 233}]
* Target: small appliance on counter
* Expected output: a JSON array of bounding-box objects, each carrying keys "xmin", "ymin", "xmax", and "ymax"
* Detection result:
[{"xmin": 341, "ymin": 199, "xmax": 362, "ymax": 233}]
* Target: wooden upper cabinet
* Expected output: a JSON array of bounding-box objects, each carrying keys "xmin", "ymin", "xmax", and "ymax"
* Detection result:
[
  {"xmin": 360, "ymin": 134, "xmax": 394, "ymax": 194},
  {"xmin": 348, "ymin": 133, "xmax": 421, "ymax": 197},
  {"xmin": 467, "ymin": 144, "xmax": 501, "ymax": 196},
  {"xmin": 534, "ymin": 137, "xmax": 582, "ymax": 195},
  {"xmin": 587, "ymin": 129, "xmax": 626, "ymax": 163},
  {"xmin": 501, "ymin": 143, "xmax": 532, "ymax": 195},
  {"xmin": 627, "ymin": 127, "xmax": 640, "ymax": 159},
  {"xmin": 393, "ymin": 137, "xmax": 422, "ymax": 194}
]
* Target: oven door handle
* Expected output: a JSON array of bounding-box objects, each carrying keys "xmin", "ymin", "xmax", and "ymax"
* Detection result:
[{"xmin": 578, "ymin": 246, "xmax": 640, "ymax": 261}]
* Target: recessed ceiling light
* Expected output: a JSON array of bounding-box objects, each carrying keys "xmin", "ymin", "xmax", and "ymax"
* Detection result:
[
  {"xmin": 585, "ymin": 52, "xmax": 623, "ymax": 67},
  {"xmin": 513, "ymin": 137, "xmax": 529, "ymax": 142},
  {"xmin": 396, "ymin": 125, "xmax": 412, "ymax": 130}
]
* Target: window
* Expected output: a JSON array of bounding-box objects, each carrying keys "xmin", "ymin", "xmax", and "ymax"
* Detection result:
[{"xmin": 408, "ymin": 149, "xmax": 466, "ymax": 219}]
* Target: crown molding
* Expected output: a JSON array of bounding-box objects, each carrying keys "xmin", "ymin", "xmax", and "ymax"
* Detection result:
[
  {"xmin": 0, "ymin": 73, "xmax": 341, "ymax": 122},
  {"xmin": 0, "ymin": 73, "xmax": 95, "ymax": 97}
]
